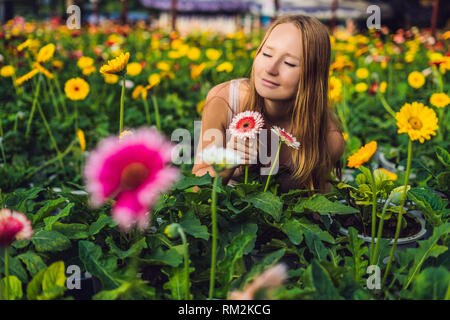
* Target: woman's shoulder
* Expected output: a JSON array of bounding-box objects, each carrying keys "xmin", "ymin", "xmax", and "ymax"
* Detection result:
[{"xmin": 206, "ymin": 78, "xmax": 249, "ymax": 100}]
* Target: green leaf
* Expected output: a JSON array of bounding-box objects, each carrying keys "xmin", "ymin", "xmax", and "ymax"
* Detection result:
[
  {"xmin": 217, "ymin": 233, "xmax": 256, "ymax": 297},
  {"xmin": 436, "ymin": 146, "xmax": 450, "ymax": 167},
  {"xmin": 344, "ymin": 227, "xmax": 368, "ymax": 283},
  {"xmin": 9, "ymin": 187, "xmax": 45, "ymax": 213},
  {"xmin": 244, "ymin": 191, "xmax": 282, "ymax": 222},
  {"xmin": 43, "ymin": 203, "xmax": 74, "ymax": 230},
  {"xmin": 93, "ymin": 282, "xmax": 133, "ymax": 300},
  {"xmin": 311, "ymin": 260, "xmax": 343, "ymax": 300},
  {"xmin": 89, "ymin": 214, "xmax": 117, "ymax": 236},
  {"xmin": 27, "ymin": 269, "xmax": 45, "ymax": 300},
  {"xmin": 239, "ymin": 249, "xmax": 286, "ymax": 288},
  {"xmin": 304, "ymin": 231, "xmax": 329, "ymax": 261},
  {"xmin": 32, "ymin": 197, "xmax": 67, "ymax": 224},
  {"xmin": 141, "ymin": 247, "xmax": 183, "ymax": 267},
  {"xmin": 17, "ymin": 251, "xmax": 47, "ymax": 277},
  {"xmin": 106, "ymin": 236, "xmax": 147, "ymax": 260},
  {"xmin": 31, "ymin": 230, "xmax": 71, "ymax": 252},
  {"xmin": 38, "ymin": 261, "xmax": 67, "ymax": 300},
  {"xmin": 409, "ymin": 267, "xmax": 450, "ymax": 299},
  {"xmin": 174, "ymin": 173, "xmax": 212, "ymax": 190},
  {"xmin": 281, "ymin": 219, "xmax": 304, "ymax": 245},
  {"xmin": 162, "ymin": 265, "xmax": 195, "ymax": 300},
  {"xmin": 293, "ymin": 194, "xmax": 359, "ymax": 215},
  {"xmin": 403, "ymin": 223, "xmax": 450, "ymax": 290},
  {"xmin": 408, "ymin": 187, "xmax": 445, "ymax": 227},
  {"xmin": 179, "ymin": 209, "xmax": 210, "ymax": 241},
  {"xmin": 0, "ymin": 253, "xmax": 28, "ymax": 282},
  {"xmin": 0, "ymin": 276, "xmax": 23, "ymax": 300},
  {"xmin": 52, "ymin": 222, "xmax": 89, "ymax": 240},
  {"xmin": 79, "ymin": 240, "xmax": 120, "ymax": 290}
]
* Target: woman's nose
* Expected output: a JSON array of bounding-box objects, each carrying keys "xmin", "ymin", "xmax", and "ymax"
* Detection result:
[{"xmin": 266, "ymin": 60, "xmax": 279, "ymax": 75}]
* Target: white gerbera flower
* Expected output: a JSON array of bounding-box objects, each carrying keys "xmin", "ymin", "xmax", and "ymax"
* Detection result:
[
  {"xmin": 228, "ymin": 111, "xmax": 264, "ymax": 139},
  {"xmin": 271, "ymin": 126, "xmax": 301, "ymax": 150},
  {"xmin": 201, "ymin": 145, "xmax": 241, "ymax": 171}
]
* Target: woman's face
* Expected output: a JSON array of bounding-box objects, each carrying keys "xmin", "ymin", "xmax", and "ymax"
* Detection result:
[{"xmin": 253, "ymin": 23, "xmax": 302, "ymax": 101}]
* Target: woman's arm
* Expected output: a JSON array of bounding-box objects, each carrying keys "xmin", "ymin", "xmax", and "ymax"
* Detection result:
[{"xmin": 192, "ymin": 83, "xmax": 238, "ymax": 186}]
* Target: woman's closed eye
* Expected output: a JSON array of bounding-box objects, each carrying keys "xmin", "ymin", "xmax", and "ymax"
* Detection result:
[{"xmin": 262, "ymin": 53, "xmax": 297, "ymax": 67}]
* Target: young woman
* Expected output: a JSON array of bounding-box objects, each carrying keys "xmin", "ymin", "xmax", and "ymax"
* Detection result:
[{"xmin": 192, "ymin": 14, "xmax": 345, "ymax": 193}]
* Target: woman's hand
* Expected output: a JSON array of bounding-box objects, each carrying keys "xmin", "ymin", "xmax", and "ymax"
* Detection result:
[{"xmin": 226, "ymin": 135, "xmax": 258, "ymax": 166}]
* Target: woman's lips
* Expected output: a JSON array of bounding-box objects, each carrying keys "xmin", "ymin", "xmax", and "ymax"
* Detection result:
[{"xmin": 262, "ymin": 78, "xmax": 279, "ymax": 88}]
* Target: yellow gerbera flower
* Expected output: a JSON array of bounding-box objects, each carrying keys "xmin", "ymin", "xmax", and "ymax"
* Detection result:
[
  {"xmin": 197, "ymin": 99, "xmax": 205, "ymax": 115},
  {"xmin": 356, "ymin": 68, "xmax": 369, "ymax": 79},
  {"xmin": 191, "ymin": 63, "xmax": 206, "ymax": 80},
  {"xmin": 355, "ymin": 82, "xmax": 368, "ymax": 93},
  {"xmin": 132, "ymin": 85, "xmax": 147, "ymax": 100},
  {"xmin": 36, "ymin": 43, "xmax": 55, "ymax": 63},
  {"xmin": 206, "ymin": 48, "xmax": 221, "ymax": 61},
  {"xmin": 187, "ymin": 47, "xmax": 201, "ymax": 61},
  {"xmin": 156, "ymin": 61, "xmax": 170, "ymax": 72},
  {"xmin": 377, "ymin": 168, "xmax": 398, "ymax": 181},
  {"xmin": 148, "ymin": 73, "xmax": 161, "ymax": 88},
  {"xmin": 407, "ymin": 71, "xmax": 425, "ymax": 89},
  {"xmin": 328, "ymin": 76, "xmax": 342, "ymax": 103},
  {"xmin": 33, "ymin": 62, "xmax": 54, "ymax": 79},
  {"xmin": 82, "ymin": 65, "xmax": 96, "ymax": 76},
  {"xmin": 76, "ymin": 129, "xmax": 86, "ymax": 152},
  {"xmin": 77, "ymin": 56, "xmax": 94, "ymax": 69},
  {"xmin": 64, "ymin": 78, "xmax": 90, "ymax": 101},
  {"xmin": 379, "ymin": 81, "xmax": 387, "ymax": 93},
  {"xmin": 100, "ymin": 52, "xmax": 130, "ymax": 75},
  {"xmin": 126, "ymin": 62, "xmax": 142, "ymax": 76},
  {"xmin": 15, "ymin": 69, "xmax": 39, "ymax": 86},
  {"xmin": 17, "ymin": 39, "xmax": 32, "ymax": 52},
  {"xmin": 347, "ymin": 141, "xmax": 377, "ymax": 168},
  {"xmin": 216, "ymin": 62, "xmax": 233, "ymax": 73},
  {"xmin": 103, "ymin": 73, "xmax": 119, "ymax": 84},
  {"xmin": 0, "ymin": 65, "xmax": 15, "ymax": 77},
  {"xmin": 396, "ymin": 102, "xmax": 438, "ymax": 143},
  {"xmin": 429, "ymin": 93, "xmax": 449, "ymax": 108}
]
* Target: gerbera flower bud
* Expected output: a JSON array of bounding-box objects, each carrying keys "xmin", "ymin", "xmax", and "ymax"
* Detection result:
[
  {"xmin": 0, "ymin": 209, "xmax": 33, "ymax": 248},
  {"xmin": 100, "ymin": 52, "xmax": 130, "ymax": 75}
]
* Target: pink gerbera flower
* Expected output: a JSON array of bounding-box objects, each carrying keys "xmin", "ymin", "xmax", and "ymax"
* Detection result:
[
  {"xmin": 0, "ymin": 209, "xmax": 33, "ymax": 248},
  {"xmin": 271, "ymin": 126, "xmax": 301, "ymax": 150},
  {"xmin": 229, "ymin": 111, "xmax": 264, "ymax": 139},
  {"xmin": 84, "ymin": 128, "xmax": 179, "ymax": 232}
]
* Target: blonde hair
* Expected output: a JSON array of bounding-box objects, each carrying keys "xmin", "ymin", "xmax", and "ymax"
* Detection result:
[{"xmin": 244, "ymin": 14, "xmax": 342, "ymax": 191}]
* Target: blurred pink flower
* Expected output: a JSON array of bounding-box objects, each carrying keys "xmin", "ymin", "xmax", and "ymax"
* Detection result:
[
  {"xmin": 0, "ymin": 209, "xmax": 33, "ymax": 248},
  {"xmin": 84, "ymin": 128, "xmax": 179, "ymax": 232}
]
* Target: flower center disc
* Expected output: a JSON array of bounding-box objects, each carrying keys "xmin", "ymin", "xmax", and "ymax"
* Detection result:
[
  {"xmin": 120, "ymin": 163, "xmax": 148, "ymax": 190},
  {"xmin": 408, "ymin": 117, "xmax": 422, "ymax": 130}
]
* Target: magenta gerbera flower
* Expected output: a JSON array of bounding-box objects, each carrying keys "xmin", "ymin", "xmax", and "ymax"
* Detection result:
[
  {"xmin": 84, "ymin": 128, "xmax": 179, "ymax": 232},
  {"xmin": 271, "ymin": 126, "xmax": 301, "ymax": 150},
  {"xmin": 229, "ymin": 111, "xmax": 264, "ymax": 139},
  {"xmin": 0, "ymin": 209, "xmax": 33, "ymax": 248}
]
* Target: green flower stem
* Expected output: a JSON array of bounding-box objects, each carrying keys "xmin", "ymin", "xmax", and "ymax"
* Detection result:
[
  {"xmin": 438, "ymin": 108, "xmax": 445, "ymax": 142},
  {"xmin": 208, "ymin": 174, "xmax": 219, "ymax": 300},
  {"xmin": 177, "ymin": 226, "xmax": 191, "ymax": 300},
  {"xmin": 119, "ymin": 75, "xmax": 126, "ymax": 133},
  {"xmin": 142, "ymin": 97, "xmax": 152, "ymax": 126},
  {"xmin": 264, "ymin": 142, "xmax": 282, "ymax": 193},
  {"xmin": 377, "ymin": 93, "xmax": 396, "ymax": 119},
  {"xmin": 372, "ymin": 195, "xmax": 394, "ymax": 265},
  {"xmin": 53, "ymin": 75, "xmax": 68, "ymax": 118},
  {"xmin": 26, "ymin": 74, "xmax": 42, "ymax": 138},
  {"xmin": 74, "ymin": 101, "xmax": 79, "ymax": 134},
  {"xmin": 46, "ymin": 76, "xmax": 61, "ymax": 118},
  {"xmin": 369, "ymin": 177, "xmax": 378, "ymax": 265},
  {"xmin": 382, "ymin": 139, "xmax": 412, "ymax": 286},
  {"xmin": 244, "ymin": 165, "xmax": 249, "ymax": 184},
  {"xmin": 0, "ymin": 116, "xmax": 5, "ymax": 166},
  {"xmin": 151, "ymin": 95, "xmax": 161, "ymax": 131},
  {"xmin": 36, "ymin": 100, "xmax": 65, "ymax": 171},
  {"xmin": 4, "ymin": 248, "xmax": 9, "ymax": 300}
]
